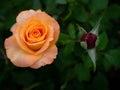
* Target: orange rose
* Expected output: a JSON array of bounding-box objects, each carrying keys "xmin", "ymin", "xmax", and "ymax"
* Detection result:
[{"xmin": 4, "ymin": 10, "xmax": 60, "ymax": 69}]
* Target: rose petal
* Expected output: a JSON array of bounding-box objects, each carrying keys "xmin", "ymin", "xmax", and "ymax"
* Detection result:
[
  {"xmin": 4, "ymin": 36, "xmax": 41, "ymax": 67},
  {"xmin": 35, "ymin": 25, "xmax": 54, "ymax": 54},
  {"xmin": 16, "ymin": 9, "xmax": 36, "ymax": 23},
  {"xmin": 35, "ymin": 10, "xmax": 60, "ymax": 44},
  {"xmin": 50, "ymin": 21, "xmax": 60, "ymax": 46},
  {"xmin": 30, "ymin": 45, "xmax": 57, "ymax": 69},
  {"xmin": 10, "ymin": 23, "xmax": 18, "ymax": 32},
  {"xmin": 19, "ymin": 19, "xmax": 50, "ymax": 51},
  {"xmin": 13, "ymin": 23, "xmax": 35, "ymax": 54}
]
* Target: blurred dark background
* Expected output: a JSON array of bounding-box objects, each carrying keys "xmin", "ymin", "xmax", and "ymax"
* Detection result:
[{"xmin": 0, "ymin": 0, "xmax": 120, "ymax": 90}]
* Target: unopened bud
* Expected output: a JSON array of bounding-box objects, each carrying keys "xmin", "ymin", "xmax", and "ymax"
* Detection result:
[{"xmin": 81, "ymin": 33, "xmax": 97, "ymax": 49}]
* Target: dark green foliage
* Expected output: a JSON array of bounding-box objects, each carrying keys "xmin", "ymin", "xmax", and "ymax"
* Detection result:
[
  {"xmin": 0, "ymin": 0, "xmax": 120, "ymax": 90},
  {"xmin": 97, "ymin": 32, "xmax": 108, "ymax": 50},
  {"xmin": 105, "ymin": 48, "xmax": 120, "ymax": 68}
]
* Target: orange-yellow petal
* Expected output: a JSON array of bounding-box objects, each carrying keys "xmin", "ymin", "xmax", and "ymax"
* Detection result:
[
  {"xmin": 35, "ymin": 25, "xmax": 54, "ymax": 54},
  {"xmin": 35, "ymin": 10, "xmax": 60, "ymax": 43},
  {"xmin": 30, "ymin": 45, "xmax": 57, "ymax": 69},
  {"xmin": 13, "ymin": 24, "xmax": 35, "ymax": 54},
  {"xmin": 16, "ymin": 9, "xmax": 36, "ymax": 23},
  {"xmin": 4, "ymin": 36, "xmax": 41, "ymax": 67},
  {"xmin": 10, "ymin": 23, "xmax": 18, "ymax": 32}
]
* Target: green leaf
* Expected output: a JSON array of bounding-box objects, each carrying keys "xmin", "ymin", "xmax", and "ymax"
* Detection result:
[
  {"xmin": 57, "ymin": 50, "xmax": 76, "ymax": 71},
  {"xmin": 63, "ymin": 8, "xmax": 72, "ymax": 21},
  {"xmin": 87, "ymin": 48, "xmax": 96, "ymax": 71},
  {"xmin": 33, "ymin": 0, "xmax": 42, "ymax": 9},
  {"xmin": 105, "ymin": 49, "xmax": 120, "ymax": 68},
  {"xmin": 89, "ymin": 0, "xmax": 108, "ymax": 13},
  {"xmin": 63, "ymin": 69, "xmax": 75, "ymax": 82},
  {"xmin": 68, "ymin": 23, "xmax": 76, "ymax": 39},
  {"xmin": 74, "ymin": 64, "xmax": 90, "ymax": 81},
  {"xmin": 103, "ymin": 59, "xmax": 112, "ymax": 72},
  {"xmin": 58, "ymin": 33, "xmax": 71, "ymax": 45},
  {"xmin": 63, "ymin": 42, "xmax": 74, "ymax": 55},
  {"xmin": 107, "ymin": 4, "xmax": 120, "ymax": 20},
  {"xmin": 82, "ymin": 55, "xmax": 93, "ymax": 69},
  {"xmin": 81, "ymin": 0, "xmax": 90, "ymax": 4},
  {"xmin": 97, "ymin": 32, "xmax": 108, "ymax": 50},
  {"xmin": 56, "ymin": 0, "xmax": 67, "ymax": 4},
  {"xmin": 67, "ymin": 0, "xmax": 75, "ymax": 3},
  {"xmin": 72, "ymin": 6, "xmax": 88, "ymax": 22},
  {"xmin": 46, "ymin": 0, "xmax": 56, "ymax": 12}
]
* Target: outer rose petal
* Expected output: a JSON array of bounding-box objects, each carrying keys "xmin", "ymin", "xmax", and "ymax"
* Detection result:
[
  {"xmin": 16, "ymin": 9, "xmax": 36, "ymax": 23},
  {"xmin": 30, "ymin": 45, "xmax": 57, "ymax": 69},
  {"xmin": 10, "ymin": 23, "xmax": 18, "ymax": 32},
  {"xmin": 4, "ymin": 36, "xmax": 41, "ymax": 67}
]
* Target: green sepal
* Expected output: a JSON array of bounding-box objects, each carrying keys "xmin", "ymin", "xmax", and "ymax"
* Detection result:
[
  {"xmin": 87, "ymin": 48, "xmax": 96, "ymax": 71},
  {"xmin": 80, "ymin": 41, "xmax": 87, "ymax": 50},
  {"xmin": 77, "ymin": 24, "xmax": 87, "ymax": 39},
  {"xmin": 90, "ymin": 16, "xmax": 103, "ymax": 36}
]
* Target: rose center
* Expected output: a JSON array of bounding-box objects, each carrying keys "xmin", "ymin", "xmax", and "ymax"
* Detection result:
[
  {"xmin": 32, "ymin": 29, "xmax": 41, "ymax": 38},
  {"xmin": 28, "ymin": 27, "xmax": 44, "ymax": 39}
]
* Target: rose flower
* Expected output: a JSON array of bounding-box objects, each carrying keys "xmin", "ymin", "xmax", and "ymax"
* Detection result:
[{"xmin": 4, "ymin": 10, "xmax": 60, "ymax": 69}]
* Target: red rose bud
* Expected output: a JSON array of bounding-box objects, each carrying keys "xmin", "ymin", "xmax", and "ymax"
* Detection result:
[{"xmin": 81, "ymin": 33, "xmax": 97, "ymax": 49}]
